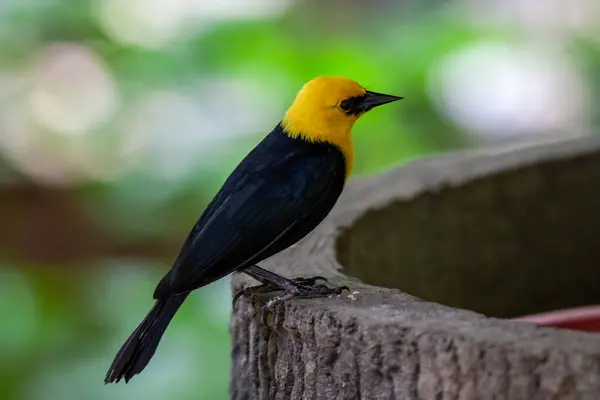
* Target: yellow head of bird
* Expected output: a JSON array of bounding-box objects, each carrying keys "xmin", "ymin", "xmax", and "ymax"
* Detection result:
[
  {"xmin": 282, "ymin": 76, "xmax": 402, "ymax": 175},
  {"xmin": 283, "ymin": 77, "xmax": 401, "ymax": 139}
]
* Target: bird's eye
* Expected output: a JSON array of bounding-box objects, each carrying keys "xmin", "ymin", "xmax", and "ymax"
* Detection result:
[
  {"xmin": 339, "ymin": 95, "xmax": 366, "ymax": 115},
  {"xmin": 340, "ymin": 98, "xmax": 353, "ymax": 112}
]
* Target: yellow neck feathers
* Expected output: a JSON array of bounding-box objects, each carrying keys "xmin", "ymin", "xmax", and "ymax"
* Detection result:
[
  {"xmin": 281, "ymin": 114, "xmax": 356, "ymax": 177},
  {"xmin": 281, "ymin": 77, "xmax": 367, "ymax": 177}
]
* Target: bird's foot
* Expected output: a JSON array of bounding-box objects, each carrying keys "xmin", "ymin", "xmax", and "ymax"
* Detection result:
[
  {"xmin": 232, "ymin": 276, "xmax": 349, "ymax": 324},
  {"xmin": 232, "ymin": 276, "xmax": 329, "ymax": 308},
  {"xmin": 258, "ymin": 282, "xmax": 349, "ymax": 325}
]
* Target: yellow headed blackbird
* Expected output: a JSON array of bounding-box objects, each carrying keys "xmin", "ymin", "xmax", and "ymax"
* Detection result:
[{"xmin": 105, "ymin": 76, "xmax": 402, "ymax": 383}]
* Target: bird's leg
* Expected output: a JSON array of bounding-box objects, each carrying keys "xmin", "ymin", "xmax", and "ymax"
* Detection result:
[
  {"xmin": 233, "ymin": 265, "xmax": 349, "ymax": 322},
  {"xmin": 232, "ymin": 265, "xmax": 329, "ymax": 307},
  {"xmin": 246, "ymin": 264, "xmax": 328, "ymax": 289}
]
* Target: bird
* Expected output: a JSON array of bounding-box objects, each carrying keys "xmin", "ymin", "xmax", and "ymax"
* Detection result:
[{"xmin": 104, "ymin": 76, "xmax": 402, "ymax": 384}]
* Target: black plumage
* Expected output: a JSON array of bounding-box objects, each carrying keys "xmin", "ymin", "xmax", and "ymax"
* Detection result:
[
  {"xmin": 105, "ymin": 123, "xmax": 347, "ymax": 383},
  {"xmin": 104, "ymin": 76, "xmax": 403, "ymax": 384}
]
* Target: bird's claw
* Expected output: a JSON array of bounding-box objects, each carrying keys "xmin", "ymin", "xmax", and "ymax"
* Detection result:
[
  {"xmin": 258, "ymin": 282, "xmax": 350, "ymax": 325},
  {"xmin": 232, "ymin": 275, "xmax": 329, "ymax": 308},
  {"xmin": 233, "ymin": 276, "xmax": 349, "ymax": 325}
]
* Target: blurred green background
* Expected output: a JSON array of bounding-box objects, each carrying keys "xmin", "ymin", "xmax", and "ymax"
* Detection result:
[{"xmin": 0, "ymin": 0, "xmax": 599, "ymax": 399}]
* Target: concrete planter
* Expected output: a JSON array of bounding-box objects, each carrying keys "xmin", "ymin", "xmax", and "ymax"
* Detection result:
[{"xmin": 232, "ymin": 134, "xmax": 600, "ymax": 400}]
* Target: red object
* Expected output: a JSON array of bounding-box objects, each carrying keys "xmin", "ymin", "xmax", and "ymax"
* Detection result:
[{"xmin": 514, "ymin": 305, "xmax": 600, "ymax": 332}]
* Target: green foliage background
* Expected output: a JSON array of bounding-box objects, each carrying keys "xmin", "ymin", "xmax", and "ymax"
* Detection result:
[{"xmin": 0, "ymin": 0, "xmax": 598, "ymax": 399}]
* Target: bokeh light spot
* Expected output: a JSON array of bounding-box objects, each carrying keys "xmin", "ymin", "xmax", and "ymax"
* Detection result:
[
  {"xmin": 28, "ymin": 43, "xmax": 118, "ymax": 136},
  {"xmin": 98, "ymin": 0, "xmax": 292, "ymax": 49},
  {"xmin": 429, "ymin": 41, "xmax": 590, "ymax": 138}
]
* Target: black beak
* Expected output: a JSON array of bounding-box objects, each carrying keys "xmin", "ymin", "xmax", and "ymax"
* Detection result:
[{"xmin": 362, "ymin": 91, "xmax": 403, "ymax": 112}]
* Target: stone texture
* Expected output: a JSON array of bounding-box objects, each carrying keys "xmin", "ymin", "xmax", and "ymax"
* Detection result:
[{"xmin": 231, "ymin": 134, "xmax": 600, "ymax": 400}]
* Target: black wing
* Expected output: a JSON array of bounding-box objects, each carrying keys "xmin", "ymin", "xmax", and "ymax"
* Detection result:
[{"xmin": 153, "ymin": 137, "xmax": 346, "ymax": 298}]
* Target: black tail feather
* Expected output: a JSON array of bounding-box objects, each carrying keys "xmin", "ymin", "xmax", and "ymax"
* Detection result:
[{"xmin": 104, "ymin": 292, "xmax": 188, "ymax": 383}]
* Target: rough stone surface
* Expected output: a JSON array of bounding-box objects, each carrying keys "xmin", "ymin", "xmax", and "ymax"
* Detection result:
[{"xmin": 231, "ymin": 134, "xmax": 600, "ymax": 400}]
